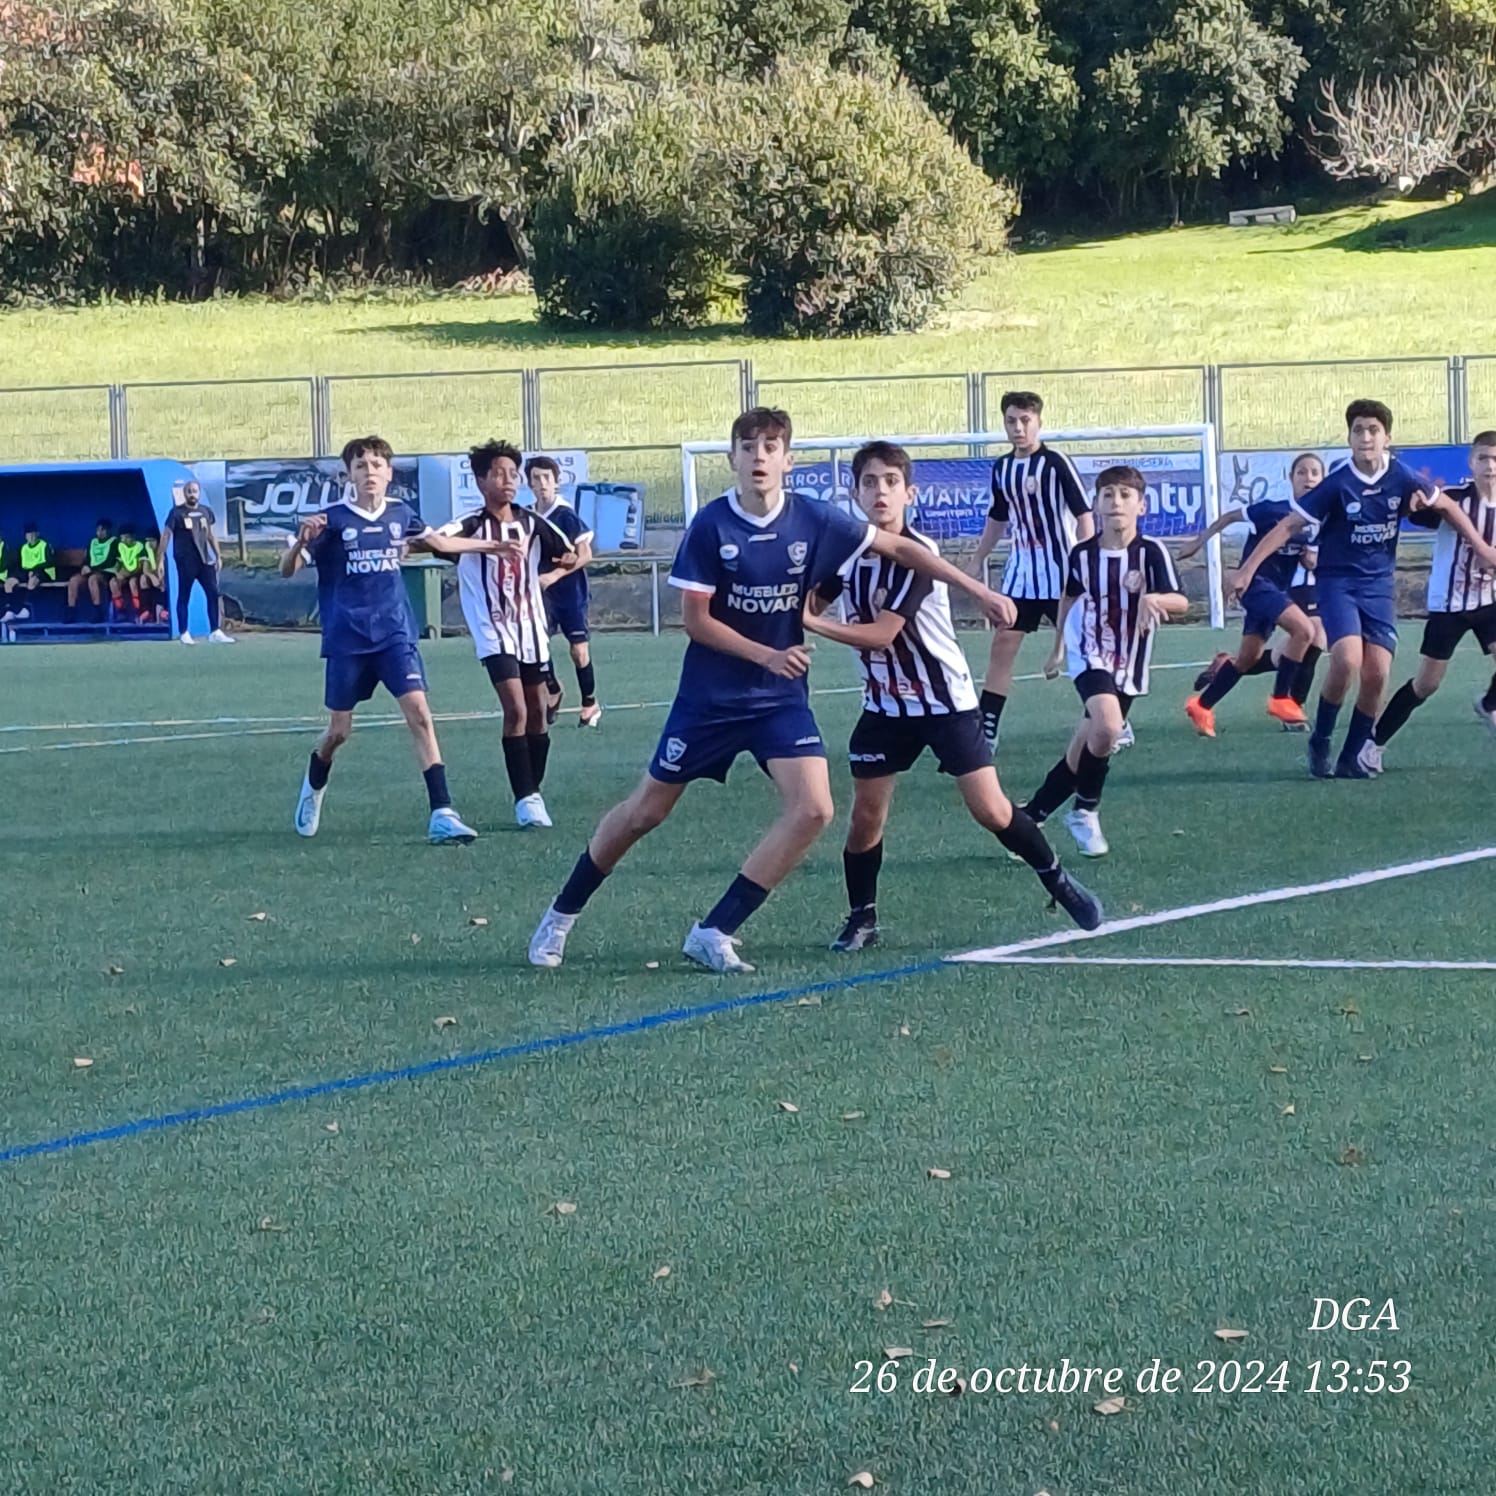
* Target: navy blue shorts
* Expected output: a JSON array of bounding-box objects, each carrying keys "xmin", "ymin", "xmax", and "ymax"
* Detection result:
[
  {"xmin": 1317, "ymin": 578, "xmax": 1397, "ymax": 653},
  {"xmin": 649, "ymin": 701, "xmax": 826, "ymax": 785},
  {"xmin": 325, "ymin": 642, "xmax": 428, "ymax": 711},
  {"xmin": 546, "ymin": 590, "xmax": 590, "ymax": 644},
  {"xmin": 1241, "ymin": 579, "xmax": 1293, "ymax": 640}
]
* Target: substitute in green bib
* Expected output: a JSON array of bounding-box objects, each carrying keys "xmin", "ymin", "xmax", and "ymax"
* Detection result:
[
  {"xmin": 1, "ymin": 522, "xmax": 56, "ymax": 622},
  {"xmin": 67, "ymin": 517, "xmax": 118, "ymax": 621},
  {"xmin": 113, "ymin": 525, "xmax": 150, "ymax": 620}
]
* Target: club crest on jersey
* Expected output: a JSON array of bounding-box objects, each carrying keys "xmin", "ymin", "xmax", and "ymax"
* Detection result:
[
  {"xmin": 341, "ymin": 526, "xmax": 359, "ymax": 543},
  {"xmin": 665, "ymin": 737, "xmax": 687, "ymax": 763},
  {"xmin": 1345, "ymin": 500, "xmax": 1362, "ymax": 516},
  {"xmin": 389, "ymin": 521, "xmax": 402, "ymax": 539},
  {"xmin": 719, "ymin": 543, "xmax": 739, "ymax": 560},
  {"xmin": 1025, "ymin": 475, "xmax": 1040, "ymax": 496},
  {"xmin": 788, "ymin": 541, "xmax": 808, "ymax": 567},
  {"xmin": 873, "ymin": 587, "xmax": 888, "ymax": 609}
]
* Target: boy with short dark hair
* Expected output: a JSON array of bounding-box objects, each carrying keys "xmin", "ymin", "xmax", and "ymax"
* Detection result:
[
  {"xmin": 281, "ymin": 434, "xmax": 501, "ymax": 843},
  {"xmin": 1022, "ymin": 466, "xmax": 1188, "ymax": 858},
  {"xmin": 1361, "ymin": 430, "xmax": 1496, "ymax": 770},
  {"xmin": 527, "ymin": 407, "xmax": 1016, "ymax": 974},
  {"xmin": 969, "ymin": 390, "xmax": 1093, "ymax": 750},
  {"xmin": 527, "ymin": 455, "xmax": 602, "ymax": 729},
  {"xmin": 1, "ymin": 522, "xmax": 55, "ymax": 622},
  {"xmin": 1230, "ymin": 399, "xmax": 1496, "ymax": 778},
  {"xmin": 112, "ymin": 523, "xmax": 148, "ymax": 620},
  {"xmin": 806, "ymin": 441, "xmax": 1102, "ymax": 950},
  {"xmin": 441, "ymin": 441, "xmax": 580, "ymax": 828},
  {"xmin": 67, "ymin": 519, "xmax": 117, "ymax": 620}
]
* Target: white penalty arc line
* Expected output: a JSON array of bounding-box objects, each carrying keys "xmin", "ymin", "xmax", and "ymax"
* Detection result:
[
  {"xmin": 972, "ymin": 955, "xmax": 1496, "ymax": 973},
  {"xmin": 949, "ymin": 845, "xmax": 1496, "ymax": 963},
  {"xmin": 0, "ymin": 658, "xmax": 1217, "ymax": 741}
]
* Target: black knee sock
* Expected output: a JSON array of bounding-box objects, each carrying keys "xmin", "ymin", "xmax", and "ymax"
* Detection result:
[
  {"xmin": 844, "ymin": 842, "xmax": 883, "ymax": 911},
  {"xmin": 1272, "ymin": 652, "xmax": 1301, "ymax": 699},
  {"xmin": 1372, "ymin": 680, "xmax": 1425, "ymax": 745},
  {"xmin": 502, "ymin": 735, "xmax": 537, "ymax": 801},
  {"xmin": 308, "ymin": 750, "xmax": 331, "ymax": 791},
  {"xmin": 1293, "ymin": 647, "xmax": 1322, "ymax": 706},
  {"xmin": 994, "ymin": 807, "xmax": 1058, "ymax": 873},
  {"xmin": 555, "ymin": 849, "xmax": 607, "ymax": 916},
  {"xmin": 422, "ymin": 762, "xmax": 451, "ymax": 812},
  {"xmin": 1025, "ymin": 757, "xmax": 1077, "ymax": 822},
  {"xmin": 1200, "ymin": 662, "xmax": 1242, "ymax": 708},
  {"xmin": 1243, "ymin": 654, "xmax": 1275, "ymax": 677},
  {"xmin": 576, "ymin": 662, "xmax": 596, "ymax": 705},
  {"xmin": 1073, "ymin": 747, "xmax": 1110, "ymax": 811},
  {"xmin": 702, "ymin": 873, "xmax": 770, "ymax": 936},
  {"xmin": 1482, "ymin": 673, "xmax": 1496, "ymax": 713},
  {"xmin": 529, "ymin": 732, "xmax": 551, "ymax": 790},
  {"xmin": 979, "ymin": 689, "xmax": 1006, "ymax": 733}
]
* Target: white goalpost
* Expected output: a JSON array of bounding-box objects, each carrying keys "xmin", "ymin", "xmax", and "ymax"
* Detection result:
[{"xmin": 680, "ymin": 424, "xmax": 1225, "ymax": 628}]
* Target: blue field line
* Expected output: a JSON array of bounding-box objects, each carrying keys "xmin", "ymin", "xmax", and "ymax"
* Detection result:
[{"xmin": 0, "ymin": 959, "xmax": 945, "ymax": 1167}]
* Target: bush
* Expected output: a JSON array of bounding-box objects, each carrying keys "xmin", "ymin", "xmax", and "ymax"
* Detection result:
[
  {"xmin": 720, "ymin": 59, "xmax": 1015, "ymax": 336},
  {"xmin": 530, "ymin": 97, "xmax": 731, "ymax": 329}
]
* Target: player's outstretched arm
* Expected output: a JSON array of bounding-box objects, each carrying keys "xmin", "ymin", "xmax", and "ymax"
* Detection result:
[
  {"xmin": 1227, "ymin": 514, "xmax": 1305, "ymax": 598},
  {"xmin": 681, "ymin": 589, "xmax": 811, "ymax": 679},
  {"xmin": 280, "ymin": 515, "xmax": 326, "ymax": 577},
  {"xmin": 1421, "ymin": 493, "xmax": 1496, "ymax": 571},
  {"xmin": 417, "ymin": 527, "xmax": 507, "ymax": 558},
  {"xmin": 870, "ymin": 531, "xmax": 1016, "ymax": 628},
  {"xmin": 1176, "ymin": 508, "xmax": 1245, "ymax": 562},
  {"xmin": 803, "ymin": 604, "xmax": 905, "ymax": 651}
]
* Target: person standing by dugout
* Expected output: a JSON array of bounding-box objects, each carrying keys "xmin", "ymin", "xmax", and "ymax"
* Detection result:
[{"xmin": 162, "ymin": 479, "xmax": 235, "ymax": 645}]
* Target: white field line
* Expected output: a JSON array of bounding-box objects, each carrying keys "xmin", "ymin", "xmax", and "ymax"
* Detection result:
[
  {"xmin": 973, "ymin": 955, "xmax": 1496, "ymax": 973},
  {"xmin": 0, "ymin": 659, "xmax": 1215, "ymax": 741},
  {"xmin": 949, "ymin": 846, "xmax": 1496, "ymax": 963}
]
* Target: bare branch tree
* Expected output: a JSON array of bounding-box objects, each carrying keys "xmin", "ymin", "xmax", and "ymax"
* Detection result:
[{"xmin": 1312, "ymin": 63, "xmax": 1496, "ymax": 193}]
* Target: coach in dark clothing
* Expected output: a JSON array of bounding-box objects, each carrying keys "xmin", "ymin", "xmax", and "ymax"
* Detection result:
[{"xmin": 161, "ymin": 480, "xmax": 234, "ymax": 645}]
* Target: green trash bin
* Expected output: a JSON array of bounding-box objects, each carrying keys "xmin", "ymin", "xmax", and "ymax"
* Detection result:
[{"xmin": 402, "ymin": 556, "xmax": 445, "ymax": 640}]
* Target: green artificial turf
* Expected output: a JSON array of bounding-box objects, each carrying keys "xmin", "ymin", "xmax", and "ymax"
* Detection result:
[{"xmin": 2, "ymin": 628, "xmax": 1493, "ymax": 1494}]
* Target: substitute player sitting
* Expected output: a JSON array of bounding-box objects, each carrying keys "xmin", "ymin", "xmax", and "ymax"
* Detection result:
[
  {"xmin": 281, "ymin": 435, "xmax": 501, "ymax": 843},
  {"xmin": 527, "ymin": 406, "xmax": 1016, "ymax": 974},
  {"xmin": 1362, "ymin": 430, "xmax": 1496, "ymax": 772},
  {"xmin": 805, "ymin": 442, "xmax": 1101, "ymax": 952},
  {"xmin": 1180, "ymin": 451, "xmax": 1326, "ymax": 735}
]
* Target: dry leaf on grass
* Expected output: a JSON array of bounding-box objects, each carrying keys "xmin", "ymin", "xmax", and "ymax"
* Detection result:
[
  {"xmin": 219, "ymin": 958, "xmax": 237, "ymax": 968},
  {"xmin": 547, "ymin": 1201, "xmax": 578, "ymax": 1216},
  {"xmin": 1340, "ymin": 1001, "xmax": 1360, "ymax": 1016},
  {"xmin": 1269, "ymin": 1064, "xmax": 1288, "ymax": 1074},
  {"xmin": 897, "ymin": 1023, "xmax": 911, "ymax": 1038},
  {"xmin": 922, "ymin": 1318, "xmax": 952, "ymax": 1329},
  {"xmin": 796, "ymin": 994, "xmax": 822, "ymax": 1007},
  {"xmin": 257, "ymin": 1216, "xmax": 287, "ymax": 1233},
  {"xmin": 1339, "ymin": 1146, "xmax": 1366, "ymax": 1167},
  {"xmin": 1281, "ymin": 1103, "xmax": 1296, "ymax": 1116},
  {"xmin": 789, "ymin": 1361, "xmax": 800, "ymax": 1374},
  {"xmin": 876, "ymin": 1289, "xmax": 894, "ymax": 1311},
  {"xmin": 776, "ymin": 1100, "xmax": 800, "ymax": 1114},
  {"xmin": 883, "ymin": 1347, "xmax": 915, "ymax": 1360},
  {"xmin": 849, "ymin": 1475, "xmax": 876, "ymax": 1490},
  {"xmin": 500, "ymin": 1473, "xmax": 513, "ymax": 1485},
  {"xmin": 675, "ymin": 1367, "xmax": 715, "ymax": 1389},
  {"xmin": 324, "ymin": 1122, "xmax": 340, "ymax": 1135},
  {"xmin": 1358, "ymin": 1053, "xmax": 1374, "ymax": 1063},
  {"xmin": 1214, "ymin": 1327, "xmax": 1248, "ymax": 1342},
  {"xmin": 468, "ymin": 916, "xmax": 489, "ymax": 928},
  {"xmin": 947, "ymin": 1376, "xmax": 967, "ymax": 1396},
  {"xmin": 841, "ymin": 1111, "xmax": 866, "ymax": 1121},
  {"xmin": 410, "ymin": 933, "xmax": 421, "ymax": 945},
  {"xmin": 645, "ymin": 961, "xmax": 660, "ymax": 970},
  {"xmin": 1093, "ymin": 1395, "xmax": 1126, "ymax": 1416},
  {"xmin": 106, "ymin": 965, "xmax": 124, "ymax": 977},
  {"xmin": 1231, "ymin": 1007, "xmax": 1251, "ymax": 1017},
  {"xmin": 72, "ymin": 1057, "xmax": 93, "ymax": 1070},
  {"xmin": 927, "ymin": 1167, "xmax": 953, "ymax": 1180},
  {"xmin": 1045, "ymin": 1419, "xmax": 1060, "ymax": 1434},
  {"xmin": 247, "ymin": 912, "xmax": 268, "ymax": 923},
  {"xmin": 433, "ymin": 1015, "xmax": 458, "ymax": 1030},
  {"xmin": 653, "ymin": 1265, "xmax": 671, "ymax": 1280}
]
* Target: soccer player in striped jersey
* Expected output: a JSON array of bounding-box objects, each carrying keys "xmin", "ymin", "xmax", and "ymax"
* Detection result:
[
  {"xmin": 969, "ymin": 392, "xmax": 1094, "ymax": 752},
  {"xmin": 441, "ymin": 440, "xmax": 580, "ymax": 828},
  {"xmin": 1361, "ymin": 431, "xmax": 1496, "ymax": 771},
  {"xmin": 805, "ymin": 442, "xmax": 1102, "ymax": 949},
  {"xmin": 1178, "ymin": 451, "xmax": 1327, "ymax": 736},
  {"xmin": 1022, "ymin": 466, "xmax": 1188, "ymax": 858}
]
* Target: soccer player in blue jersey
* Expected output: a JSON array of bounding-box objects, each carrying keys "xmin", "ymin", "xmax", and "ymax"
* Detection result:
[
  {"xmin": 527, "ymin": 407, "xmax": 1017, "ymax": 973},
  {"xmin": 281, "ymin": 434, "xmax": 503, "ymax": 842},
  {"xmin": 1180, "ymin": 451, "xmax": 1326, "ymax": 736},
  {"xmin": 1230, "ymin": 399, "xmax": 1496, "ymax": 778},
  {"xmin": 527, "ymin": 456, "xmax": 602, "ymax": 729}
]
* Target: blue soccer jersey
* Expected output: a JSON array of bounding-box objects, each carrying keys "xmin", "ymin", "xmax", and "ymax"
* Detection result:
[
  {"xmin": 1290, "ymin": 458, "xmax": 1427, "ymax": 584},
  {"xmin": 1242, "ymin": 498, "xmax": 1312, "ymax": 591},
  {"xmin": 534, "ymin": 499, "xmax": 591, "ymax": 610},
  {"xmin": 669, "ymin": 490, "xmax": 874, "ymax": 714},
  {"xmin": 310, "ymin": 499, "xmax": 427, "ymax": 658}
]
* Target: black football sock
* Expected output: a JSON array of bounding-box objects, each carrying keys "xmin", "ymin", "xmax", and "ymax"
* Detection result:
[
  {"xmin": 1073, "ymin": 747, "xmax": 1111, "ymax": 811},
  {"xmin": 529, "ymin": 732, "xmax": 551, "ymax": 791},
  {"xmin": 1372, "ymin": 681, "xmax": 1424, "ymax": 745},
  {"xmin": 1482, "ymin": 673, "xmax": 1496, "ymax": 713},
  {"xmin": 1312, "ymin": 695, "xmax": 1341, "ymax": 746},
  {"xmin": 1200, "ymin": 662, "xmax": 1242, "ymax": 708},
  {"xmin": 1025, "ymin": 757, "xmax": 1077, "ymax": 822},
  {"xmin": 1338, "ymin": 708, "xmax": 1375, "ymax": 764},
  {"xmin": 308, "ymin": 750, "xmax": 332, "ymax": 791},
  {"xmin": 555, "ymin": 849, "xmax": 607, "ymax": 916},
  {"xmin": 702, "ymin": 873, "xmax": 770, "ymax": 936},
  {"xmin": 994, "ymin": 807, "xmax": 1057, "ymax": 873},
  {"xmin": 422, "ymin": 763, "xmax": 451, "ymax": 812},
  {"xmin": 1242, "ymin": 654, "xmax": 1275, "ymax": 677},
  {"xmin": 1272, "ymin": 652, "xmax": 1301, "ymax": 699},
  {"xmin": 979, "ymin": 689, "xmax": 1007, "ymax": 735},
  {"xmin": 502, "ymin": 735, "xmax": 537, "ymax": 801},
  {"xmin": 1293, "ymin": 647, "xmax": 1323, "ymax": 706},
  {"xmin": 576, "ymin": 662, "xmax": 597, "ymax": 706},
  {"xmin": 843, "ymin": 842, "xmax": 883, "ymax": 911}
]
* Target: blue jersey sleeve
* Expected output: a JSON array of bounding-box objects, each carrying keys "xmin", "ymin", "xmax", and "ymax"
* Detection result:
[
  {"xmin": 1244, "ymin": 500, "xmax": 1278, "ymax": 536},
  {"xmin": 1390, "ymin": 458, "xmax": 1433, "ymax": 516},
  {"xmin": 1290, "ymin": 470, "xmax": 1339, "ymax": 527},
  {"xmin": 807, "ymin": 503, "xmax": 874, "ymax": 590},
  {"xmin": 668, "ymin": 512, "xmax": 720, "ymax": 595},
  {"xmin": 398, "ymin": 503, "xmax": 426, "ymax": 541}
]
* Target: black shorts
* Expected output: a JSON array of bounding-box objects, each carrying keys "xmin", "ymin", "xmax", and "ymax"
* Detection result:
[
  {"xmin": 1074, "ymin": 669, "xmax": 1135, "ymax": 717},
  {"xmin": 1289, "ymin": 583, "xmax": 1319, "ymax": 617},
  {"xmin": 1420, "ymin": 606, "xmax": 1496, "ymax": 662},
  {"xmin": 482, "ymin": 654, "xmax": 549, "ymax": 687},
  {"xmin": 847, "ymin": 708, "xmax": 990, "ymax": 780},
  {"xmin": 1009, "ymin": 597, "xmax": 1060, "ymax": 634}
]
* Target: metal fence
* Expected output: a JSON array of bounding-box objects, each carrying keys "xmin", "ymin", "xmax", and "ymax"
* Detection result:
[{"xmin": 4, "ymin": 353, "xmax": 1489, "ymax": 484}]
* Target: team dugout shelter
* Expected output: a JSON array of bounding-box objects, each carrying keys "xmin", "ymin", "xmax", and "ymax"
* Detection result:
[{"xmin": 0, "ymin": 459, "xmax": 207, "ymax": 641}]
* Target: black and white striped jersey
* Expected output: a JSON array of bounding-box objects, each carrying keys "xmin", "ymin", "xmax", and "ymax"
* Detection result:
[
  {"xmin": 440, "ymin": 505, "xmax": 574, "ymax": 663},
  {"xmin": 1417, "ymin": 482, "xmax": 1496, "ymax": 613},
  {"xmin": 989, "ymin": 444, "xmax": 1090, "ymax": 601},
  {"xmin": 1062, "ymin": 534, "xmax": 1181, "ymax": 697},
  {"xmin": 825, "ymin": 526, "xmax": 977, "ymax": 717}
]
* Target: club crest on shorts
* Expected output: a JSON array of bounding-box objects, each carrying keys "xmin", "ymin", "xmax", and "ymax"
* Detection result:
[{"xmin": 665, "ymin": 737, "xmax": 687, "ymax": 763}]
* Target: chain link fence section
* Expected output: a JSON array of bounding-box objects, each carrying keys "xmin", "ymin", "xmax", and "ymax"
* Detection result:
[
  {"xmin": 120, "ymin": 378, "xmax": 316, "ymax": 459},
  {"xmin": 979, "ymin": 365, "xmax": 1207, "ymax": 437},
  {"xmin": 750, "ymin": 374, "xmax": 972, "ymax": 439},
  {"xmin": 0, "ymin": 385, "xmax": 114, "ymax": 461},
  {"xmin": 325, "ymin": 369, "xmax": 527, "ymax": 457},
  {"xmin": 1460, "ymin": 357, "xmax": 1496, "ymax": 442},
  {"xmin": 533, "ymin": 360, "xmax": 748, "ymax": 450},
  {"xmin": 1217, "ymin": 358, "xmax": 1452, "ymax": 450}
]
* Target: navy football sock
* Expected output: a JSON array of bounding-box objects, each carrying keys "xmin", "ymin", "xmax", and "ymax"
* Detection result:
[
  {"xmin": 702, "ymin": 874, "xmax": 770, "ymax": 937},
  {"xmin": 1293, "ymin": 647, "xmax": 1322, "ymax": 706},
  {"xmin": 1200, "ymin": 662, "xmax": 1241, "ymax": 709},
  {"xmin": 1312, "ymin": 695, "xmax": 1341, "ymax": 745},
  {"xmin": 555, "ymin": 849, "xmax": 607, "ymax": 916},
  {"xmin": 1272, "ymin": 653, "xmax": 1300, "ymax": 699},
  {"xmin": 1339, "ymin": 708, "xmax": 1375, "ymax": 763},
  {"xmin": 308, "ymin": 750, "xmax": 331, "ymax": 791},
  {"xmin": 422, "ymin": 762, "xmax": 451, "ymax": 812}
]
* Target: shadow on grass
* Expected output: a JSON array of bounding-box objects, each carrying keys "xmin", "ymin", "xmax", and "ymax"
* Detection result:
[{"xmin": 1309, "ymin": 194, "xmax": 1496, "ymax": 254}]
